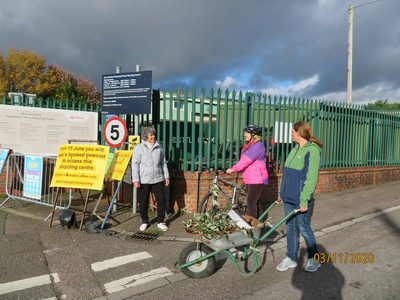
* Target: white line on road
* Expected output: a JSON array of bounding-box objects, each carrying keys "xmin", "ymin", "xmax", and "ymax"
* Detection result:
[
  {"xmin": 0, "ymin": 273, "xmax": 60, "ymax": 296},
  {"xmin": 104, "ymin": 267, "xmax": 174, "ymax": 294},
  {"xmin": 91, "ymin": 251, "xmax": 153, "ymax": 272},
  {"xmin": 42, "ymin": 295, "xmax": 66, "ymax": 300}
]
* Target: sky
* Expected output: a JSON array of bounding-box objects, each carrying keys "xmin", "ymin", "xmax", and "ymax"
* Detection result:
[{"xmin": 1, "ymin": 0, "xmax": 399, "ymax": 105}]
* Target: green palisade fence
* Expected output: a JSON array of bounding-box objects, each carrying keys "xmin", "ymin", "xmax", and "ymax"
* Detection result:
[
  {"xmin": 3, "ymin": 90, "xmax": 400, "ymax": 173},
  {"xmin": 2, "ymin": 94, "xmax": 99, "ymax": 113},
  {"xmin": 133, "ymin": 88, "xmax": 400, "ymax": 173}
]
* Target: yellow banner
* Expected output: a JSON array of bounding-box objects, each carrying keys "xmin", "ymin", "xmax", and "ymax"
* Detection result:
[
  {"xmin": 128, "ymin": 135, "xmax": 140, "ymax": 151},
  {"xmin": 50, "ymin": 144, "xmax": 109, "ymax": 190},
  {"xmin": 105, "ymin": 150, "xmax": 132, "ymax": 181}
]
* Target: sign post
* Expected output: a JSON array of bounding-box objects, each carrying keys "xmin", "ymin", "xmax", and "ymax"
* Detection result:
[{"xmin": 101, "ymin": 67, "xmax": 152, "ymax": 214}]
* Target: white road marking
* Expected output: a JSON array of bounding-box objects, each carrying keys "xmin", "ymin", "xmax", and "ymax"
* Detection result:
[
  {"xmin": 42, "ymin": 295, "xmax": 66, "ymax": 300},
  {"xmin": 104, "ymin": 267, "xmax": 173, "ymax": 294},
  {"xmin": 0, "ymin": 273, "xmax": 60, "ymax": 296},
  {"xmin": 91, "ymin": 251, "xmax": 153, "ymax": 272}
]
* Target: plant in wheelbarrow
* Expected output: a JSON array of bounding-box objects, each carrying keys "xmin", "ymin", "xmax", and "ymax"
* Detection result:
[{"xmin": 178, "ymin": 207, "xmax": 265, "ymax": 278}]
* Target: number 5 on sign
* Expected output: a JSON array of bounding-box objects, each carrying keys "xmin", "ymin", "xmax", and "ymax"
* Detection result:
[{"xmin": 104, "ymin": 117, "xmax": 127, "ymax": 148}]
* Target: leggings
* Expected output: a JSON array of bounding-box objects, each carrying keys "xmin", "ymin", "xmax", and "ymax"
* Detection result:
[
  {"xmin": 137, "ymin": 181, "xmax": 166, "ymax": 224},
  {"xmin": 246, "ymin": 183, "xmax": 265, "ymax": 219}
]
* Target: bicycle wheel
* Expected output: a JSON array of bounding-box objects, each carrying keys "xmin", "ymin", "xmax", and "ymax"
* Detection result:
[
  {"xmin": 198, "ymin": 192, "xmax": 218, "ymax": 215},
  {"xmin": 179, "ymin": 242, "xmax": 216, "ymax": 278},
  {"xmin": 237, "ymin": 196, "xmax": 248, "ymax": 215},
  {"xmin": 233, "ymin": 184, "xmax": 248, "ymax": 215}
]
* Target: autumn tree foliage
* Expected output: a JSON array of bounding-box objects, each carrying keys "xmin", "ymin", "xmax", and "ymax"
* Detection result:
[
  {"xmin": 0, "ymin": 47, "xmax": 100, "ymax": 103},
  {"xmin": 0, "ymin": 48, "xmax": 56, "ymax": 97},
  {"xmin": 0, "ymin": 53, "xmax": 7, "ymax": 94},
  {"xmin": 48, "ymin": 63, "xmax": 101, "ymax": 103}
]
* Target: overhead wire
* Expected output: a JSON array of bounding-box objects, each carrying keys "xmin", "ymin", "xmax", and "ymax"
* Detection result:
[
  {"xmin": 303, "ymin": 0, "xmax": 386, "ymax": 98},
  {"xmin": 354, "ymin": 0, "xmax": 385, "ymax": 9},
  {"xmin": 249, "ymin": 10, "xmax": 348, "ymax": 89},
  {"xmin": 303, "ymin": 10, "xmax": 348, "ymax": 99},
  {"xmin": 248, "ymin": 0, "xmax": 386, "ymax": 91}
]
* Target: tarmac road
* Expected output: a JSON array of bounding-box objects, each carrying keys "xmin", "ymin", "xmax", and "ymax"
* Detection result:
[
  {"xmin": 128, "ymin": 207, "xmax": 400, "ymax": 300},
  {"xmin": 0, "ymin": 180, "xmax": 399, "ymax": 299}
]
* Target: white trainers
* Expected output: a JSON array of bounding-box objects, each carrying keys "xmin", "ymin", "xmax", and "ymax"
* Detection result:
[
  {"xmin": 139, "ymin": 223, "xmax": 149, "ymax": 231},
  {"xmin": 305, "ymin": 258, "xmax": 321, "ymax": 272},
  {"xmin": 276, "ymin": 257, "xmax": 298, "ymax": 271},
  {"xmin": 157, "ymin": 223, "xmax": 169, "ymax": 231}
]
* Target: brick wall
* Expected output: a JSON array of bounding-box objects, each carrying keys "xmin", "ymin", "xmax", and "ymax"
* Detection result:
[
  {"xmin": 2, "ymin": 166, "xmax": 400, "ymax": 212},
  {"xmin": 161, "ymin": 166, "xmax": 400, "ymax": 212},
  {"xmin": 0, "ymin": 172, "xmax": 7, "ymax": 196}
]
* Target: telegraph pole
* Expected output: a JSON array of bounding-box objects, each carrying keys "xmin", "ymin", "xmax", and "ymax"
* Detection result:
[{"xmin": 347, "ymin": 4, "xmax": 354, "ymax": 106}]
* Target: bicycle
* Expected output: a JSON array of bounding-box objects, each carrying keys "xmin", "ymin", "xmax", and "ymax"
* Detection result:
[{"xmin": 198, "ymin": 167, "xmax": 248, "ymax": 215}]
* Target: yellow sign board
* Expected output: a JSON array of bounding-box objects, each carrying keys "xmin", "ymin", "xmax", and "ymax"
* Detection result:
[
  {"xmin": 128, "ymin": 135, "xmax": 140, "ymax": 151},
  {"xmin": 50, "ymin": 144, "xmax": 109, "ymax": 190},
  {"xmin": 105, "ymin": 150, "xmax": 132, "ymax": 181}
]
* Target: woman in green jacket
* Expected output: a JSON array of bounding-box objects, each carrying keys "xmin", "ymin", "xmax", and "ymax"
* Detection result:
[{"xmin": 276, "ymin": 121, "xmax": 324, "ymax": 273}]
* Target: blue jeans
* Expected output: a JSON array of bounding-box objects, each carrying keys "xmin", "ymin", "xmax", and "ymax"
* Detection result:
[{"xmin": 284, "ymin": 202, "xmax": 318, "ymax": 262}]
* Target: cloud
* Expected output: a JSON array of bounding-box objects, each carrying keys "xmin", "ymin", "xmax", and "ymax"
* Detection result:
[
  {"xmin": 0, "ymin": 0, "xmax": 399, "ymax": 104},
  {"xmin": 316, "ymin": 82, "xmax": 400, "ymax": 104},
  {"xmin": 216, "ymin": 77, "xmax": 242, "ymax": 91}
]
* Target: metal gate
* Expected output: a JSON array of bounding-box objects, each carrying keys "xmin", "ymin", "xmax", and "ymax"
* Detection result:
[{"xmin": 0, "ymin": 153, "xmax": 71, "ymax": 220}]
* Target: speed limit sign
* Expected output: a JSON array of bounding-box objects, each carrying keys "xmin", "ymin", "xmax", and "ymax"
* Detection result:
[{"xmin": 104, "ymin": 117, "xmax": 127, "ymax": 148}]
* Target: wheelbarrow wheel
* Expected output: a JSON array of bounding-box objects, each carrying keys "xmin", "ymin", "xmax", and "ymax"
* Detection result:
[
  {"xmin": 179, "ymin": 242, "xmax": 216, "ymax": 278},
  {"xmin": 198, "ymin": 192, "xmax": 218, "ymax": 215}
]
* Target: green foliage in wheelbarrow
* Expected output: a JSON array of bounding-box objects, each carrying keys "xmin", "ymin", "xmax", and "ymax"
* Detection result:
[{"xmin": 182, "ymin": 206, "xmax": 251, "ymax": 239}]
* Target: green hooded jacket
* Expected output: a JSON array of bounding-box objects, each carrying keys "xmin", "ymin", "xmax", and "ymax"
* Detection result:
[{"xmin": 279, "ymin": 142, "xmax": 322, "ymax": 207}]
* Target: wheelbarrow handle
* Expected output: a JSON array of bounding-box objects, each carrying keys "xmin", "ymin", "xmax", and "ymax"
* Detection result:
[
  {"xmin": 258, "ymin": 201, "xmax": 279, "ymax": 221},
  {"xmin": 255, "ymin": 208, "xmax": 301, "ymax": 247}
]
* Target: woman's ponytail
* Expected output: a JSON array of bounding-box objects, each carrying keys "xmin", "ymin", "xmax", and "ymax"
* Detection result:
[{"xmin": 309, "ymin": 135, "xmax": 324, "ymax": 148}]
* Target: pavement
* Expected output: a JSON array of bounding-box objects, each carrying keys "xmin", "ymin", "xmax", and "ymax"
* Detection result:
[
  {"xmin": 1, "ymin": 180, "xmax": 400, "ymax": 299},
  {"xmin": 1, "ymin": 179, "xmax": 399, "ymax": 244}
]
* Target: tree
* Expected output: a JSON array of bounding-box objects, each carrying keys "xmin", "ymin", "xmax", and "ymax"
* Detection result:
[
  {"xmin": 3, "ymin": 48, "xmax": 56, "ymax": 97},
  {"xmin": 48, "ymin": 63, "xmax": 101, "ymax": 103},
  {"xmin": 51, "ymin": 80, "xmax": 86, "ymax": 103},
  {"xmin": 0, "ymin": 53, "xmax": 7, "ymax": 95},
  {"xmin": 0, "ymin": 48, "xmax": 101, "ymax": 104},
  {"xmin": 366, "ymin": 99, "xmax": 400, "ymax": 109}
]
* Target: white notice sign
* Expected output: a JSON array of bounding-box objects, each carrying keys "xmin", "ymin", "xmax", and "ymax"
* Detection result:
[{"xmin": 0, "ymin": 106, "xmax": 98, "ymax": 156}]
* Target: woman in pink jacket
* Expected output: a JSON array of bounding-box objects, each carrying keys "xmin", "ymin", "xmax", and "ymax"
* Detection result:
[{"xmin": 227, "ymin": 125, "xmax": 269, "ymax": 218}]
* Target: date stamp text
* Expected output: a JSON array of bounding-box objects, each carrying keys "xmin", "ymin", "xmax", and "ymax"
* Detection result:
[{"xmin": 314, "ymin": 253, "xmax": 374, "ymax": 264}]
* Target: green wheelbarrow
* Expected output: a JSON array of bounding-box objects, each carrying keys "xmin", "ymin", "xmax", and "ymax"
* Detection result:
[{"xmin": 174, "ymin": 201, "xmax": 300, "ymax": 278}]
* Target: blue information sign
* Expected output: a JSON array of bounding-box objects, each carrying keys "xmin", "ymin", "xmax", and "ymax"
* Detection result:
[
  {"xmin": 0, "ymin": 149, "xmax": 10, "ymax": 174},
  {"xmin": 23, "ymin": 156, "xmax": 43, "ymax": 200},
  {"xmin": 101, "ymin": 71, "xmax": 152, "ymax": 115}
]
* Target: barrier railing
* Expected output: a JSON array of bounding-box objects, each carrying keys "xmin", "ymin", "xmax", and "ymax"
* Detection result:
[{"xmin": 0, "ymin": 153, "xmax": 71, "ymax": 220}]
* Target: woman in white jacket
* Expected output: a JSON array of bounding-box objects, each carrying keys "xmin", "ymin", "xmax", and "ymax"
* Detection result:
[{"xmin": 131, "ymin": 127, "xmax": 169, "ymax": 231}]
